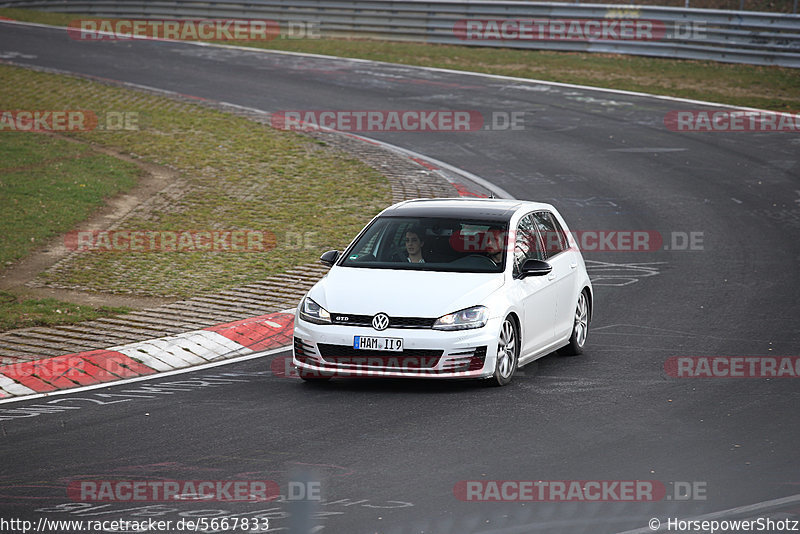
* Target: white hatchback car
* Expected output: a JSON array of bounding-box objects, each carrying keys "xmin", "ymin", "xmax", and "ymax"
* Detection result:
[{"xmin": 293, "ymin": 198, "xmax": 593, "ymax": 386}]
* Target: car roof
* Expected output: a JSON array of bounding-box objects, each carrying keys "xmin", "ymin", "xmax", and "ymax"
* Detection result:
[{"xmin": 378, "ymin": 198, "xmax": 554, "ymax": 222}]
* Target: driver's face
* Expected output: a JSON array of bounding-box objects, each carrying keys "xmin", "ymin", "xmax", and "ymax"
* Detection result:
[
  {"xmin": 485, "ymin": 231, "xmax": 504, "ymax": 255},
  {"xmin": 405, "ymin": 232, "xmax": 422, "ymax": 255}
]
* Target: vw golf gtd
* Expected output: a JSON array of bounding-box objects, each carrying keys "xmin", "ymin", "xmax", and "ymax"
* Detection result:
[{"xmin": 293, "ymin": 198, "xmax": 593, "ymax": 386}]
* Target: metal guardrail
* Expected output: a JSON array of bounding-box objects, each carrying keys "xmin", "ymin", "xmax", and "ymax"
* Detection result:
[{"xmin": 2, "ymin": 0, "xmax": 799, "ymax": 67}]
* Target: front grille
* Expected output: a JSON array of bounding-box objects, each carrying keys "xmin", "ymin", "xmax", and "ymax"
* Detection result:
[
  {"xmin": 330, "ymin": 314, "xmax": 435, "ymax": 329},
  {"xmin": 317, "ymin": 343, "xmax": 442, "ymax": 369},
  {"xmin": 394, "ymin": 317, "xmax": 437, "ymax": 328}
]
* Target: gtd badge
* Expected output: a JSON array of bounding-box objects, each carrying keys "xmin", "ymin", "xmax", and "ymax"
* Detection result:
[
  {"xmin": 335, "ymin": 315, "xmax": 350, "ymax": 322},
  {"xmin": 372, "ymin": 313, "xmax": 390, "ymax": 331}
]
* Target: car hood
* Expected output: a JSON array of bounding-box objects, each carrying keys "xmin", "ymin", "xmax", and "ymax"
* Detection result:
[{"xmin": 309, "ymin": 266, "xmax": 504, "ymax": 318}]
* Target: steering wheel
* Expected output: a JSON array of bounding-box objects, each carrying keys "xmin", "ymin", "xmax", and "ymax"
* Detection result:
[{"xmin": 463, "ymin": 254, "xmax": 499, "ymax": 267}]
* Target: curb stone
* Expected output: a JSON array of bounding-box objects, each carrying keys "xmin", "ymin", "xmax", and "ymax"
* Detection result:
[{"xmin": 0, "ymin": 311, "xmax": 294, "ymax": 399}]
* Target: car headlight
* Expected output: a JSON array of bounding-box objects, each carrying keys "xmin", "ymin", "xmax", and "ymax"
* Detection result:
[
  {"xmin": 433, "ymin": 306, "xmax": 488, "ymax": 331},
  {"xmin": 299, "ymin": 297, "xmax": 331, "ymax": 324}
]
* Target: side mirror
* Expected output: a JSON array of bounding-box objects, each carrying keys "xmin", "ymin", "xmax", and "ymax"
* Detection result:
[
  {"xmin": 519, "ymin": 258, "xmax": 552, "ymax": 278},
  {"xmin": 319, "ymin": 250, "xmax": 340, "ymax": 267}
]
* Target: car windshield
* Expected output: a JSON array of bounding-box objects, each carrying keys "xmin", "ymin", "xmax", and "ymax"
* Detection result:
[{"xmin": 340, "ymin": 216, "xmax": 509, "ymax": 273}]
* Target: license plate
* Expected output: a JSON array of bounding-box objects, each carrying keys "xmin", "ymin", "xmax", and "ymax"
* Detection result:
[{"xmin": 354, "ymin": 336, "xmax": 403, "ymax": 352}]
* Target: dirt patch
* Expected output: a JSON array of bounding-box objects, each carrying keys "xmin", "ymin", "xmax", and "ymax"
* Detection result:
[{"xmin": 0, "ymin": 132, "xmax": 179, "ymax": 309}]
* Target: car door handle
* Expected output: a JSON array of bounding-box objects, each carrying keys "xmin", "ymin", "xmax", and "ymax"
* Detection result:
[
  {"xmin": 570, "ymin": 262, "xmax": 578, "ymax": 270},
  {"xmin": 547, "ymin": 273, "xmax": 556, "ymax": 281}
]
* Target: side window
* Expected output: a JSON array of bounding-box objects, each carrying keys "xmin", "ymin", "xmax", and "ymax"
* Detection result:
[
  {"xmin": 513, "ymin": 213, "xmax": 545, "ymax": 277},
  {"xmin": 533, "ymin": 211, "xmax": 568, "ymax": 258}
]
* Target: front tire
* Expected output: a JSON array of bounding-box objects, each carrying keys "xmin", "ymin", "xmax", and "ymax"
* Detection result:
[
  {"xmin": 489, "ymin": 317, "xmax": 519, "ymax": 386},
  {"xmin": 559, "ymin": 291, "xmax": 589, "ymax": 356}
]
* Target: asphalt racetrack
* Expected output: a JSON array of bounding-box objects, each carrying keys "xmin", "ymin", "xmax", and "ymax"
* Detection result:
[{"xmin": 1, "ymin": 22, "xmax": 799, "ymax": 533}]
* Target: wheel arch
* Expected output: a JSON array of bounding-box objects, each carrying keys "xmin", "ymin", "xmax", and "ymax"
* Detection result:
[
  {"xmin": 504, "ymin": 311, "xmax": 522, "ymax": 347},
  {"xmin": 582, "ymin": 285, "xmax": 594, "ymax": 323}
]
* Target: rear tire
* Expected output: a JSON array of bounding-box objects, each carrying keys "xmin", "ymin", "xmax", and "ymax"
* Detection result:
[
  {"xmin": 488, "ymin": 317, "xmax": 519, "ymax": 386},
  {"xmin": 559, "ymin": 291, "xmax": 589, "ymax": 356}
]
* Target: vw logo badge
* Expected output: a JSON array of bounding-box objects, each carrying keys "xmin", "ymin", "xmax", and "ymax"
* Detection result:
[{"xmin": 372, "ymin": 313, "xmax": 390, "ymax": 331}]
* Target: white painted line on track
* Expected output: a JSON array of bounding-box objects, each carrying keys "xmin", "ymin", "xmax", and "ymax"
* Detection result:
[
  {"xmin": 5, "ymin": 18, "xmax": 791, "ymax": 204},
  {"xmin": 357, "ymin": 137, "xmax": 517, "ymax": 200},
  {"xmin": 616, "ymin": 493, "xmax": 800, "ymax": 533},
  {"xmin": 2, "ymin": 19, "xmax": 788, "ymax": 114},
  {"xmin": 0, "ymin": 308, "xmax": 297, "ymax": 404},
  {"xmin": 2, "ymin": 19, "xmax": 793, "ymax": 128},
  {"xmin": 210, "ymin": 43, "xmax": 797, "ymax": 115},
  {"xmin": 0, "ymin": 345, "xmax": 289, "ymax": 406},
  {"xmin": 4, "ymin": 17, "xmax": 781, "ymax": 405}
]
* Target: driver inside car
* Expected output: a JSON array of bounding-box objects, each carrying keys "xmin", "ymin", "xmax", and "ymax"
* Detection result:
[
  {"xmin": 404, "ymin": 227, "xmax": 425, "ymax": 263},
  {"xmin": 483, "ymin": 226, "xmax": 506, "ymax": 266}
]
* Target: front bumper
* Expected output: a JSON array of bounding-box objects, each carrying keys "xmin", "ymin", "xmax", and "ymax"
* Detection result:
[{"xmin": 292, "ymin": 314, "xmax": 502, "ymax": 379}]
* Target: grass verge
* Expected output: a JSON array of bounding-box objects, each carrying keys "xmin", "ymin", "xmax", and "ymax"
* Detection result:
[
  {"xmin": 0, "ymin": 291, "xmax": 130, "ymax": 331},
  {"xmin": 1, "ymin": 7, "xmax": 798, "ymax": 111},
  {"xmin": 0, "ymin": 133, "xmax": 141, "ymax": 267},
  {"xmin": 0, "ymin": 111, "xmax": 140, "ymax": 331},
  {"xmin": 0, "ymin": 63, "xmax": 391, "ymax": 332},
  {"xmin": 1, "ymin": 63, "xmax": 391, "ymax": 299}
]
